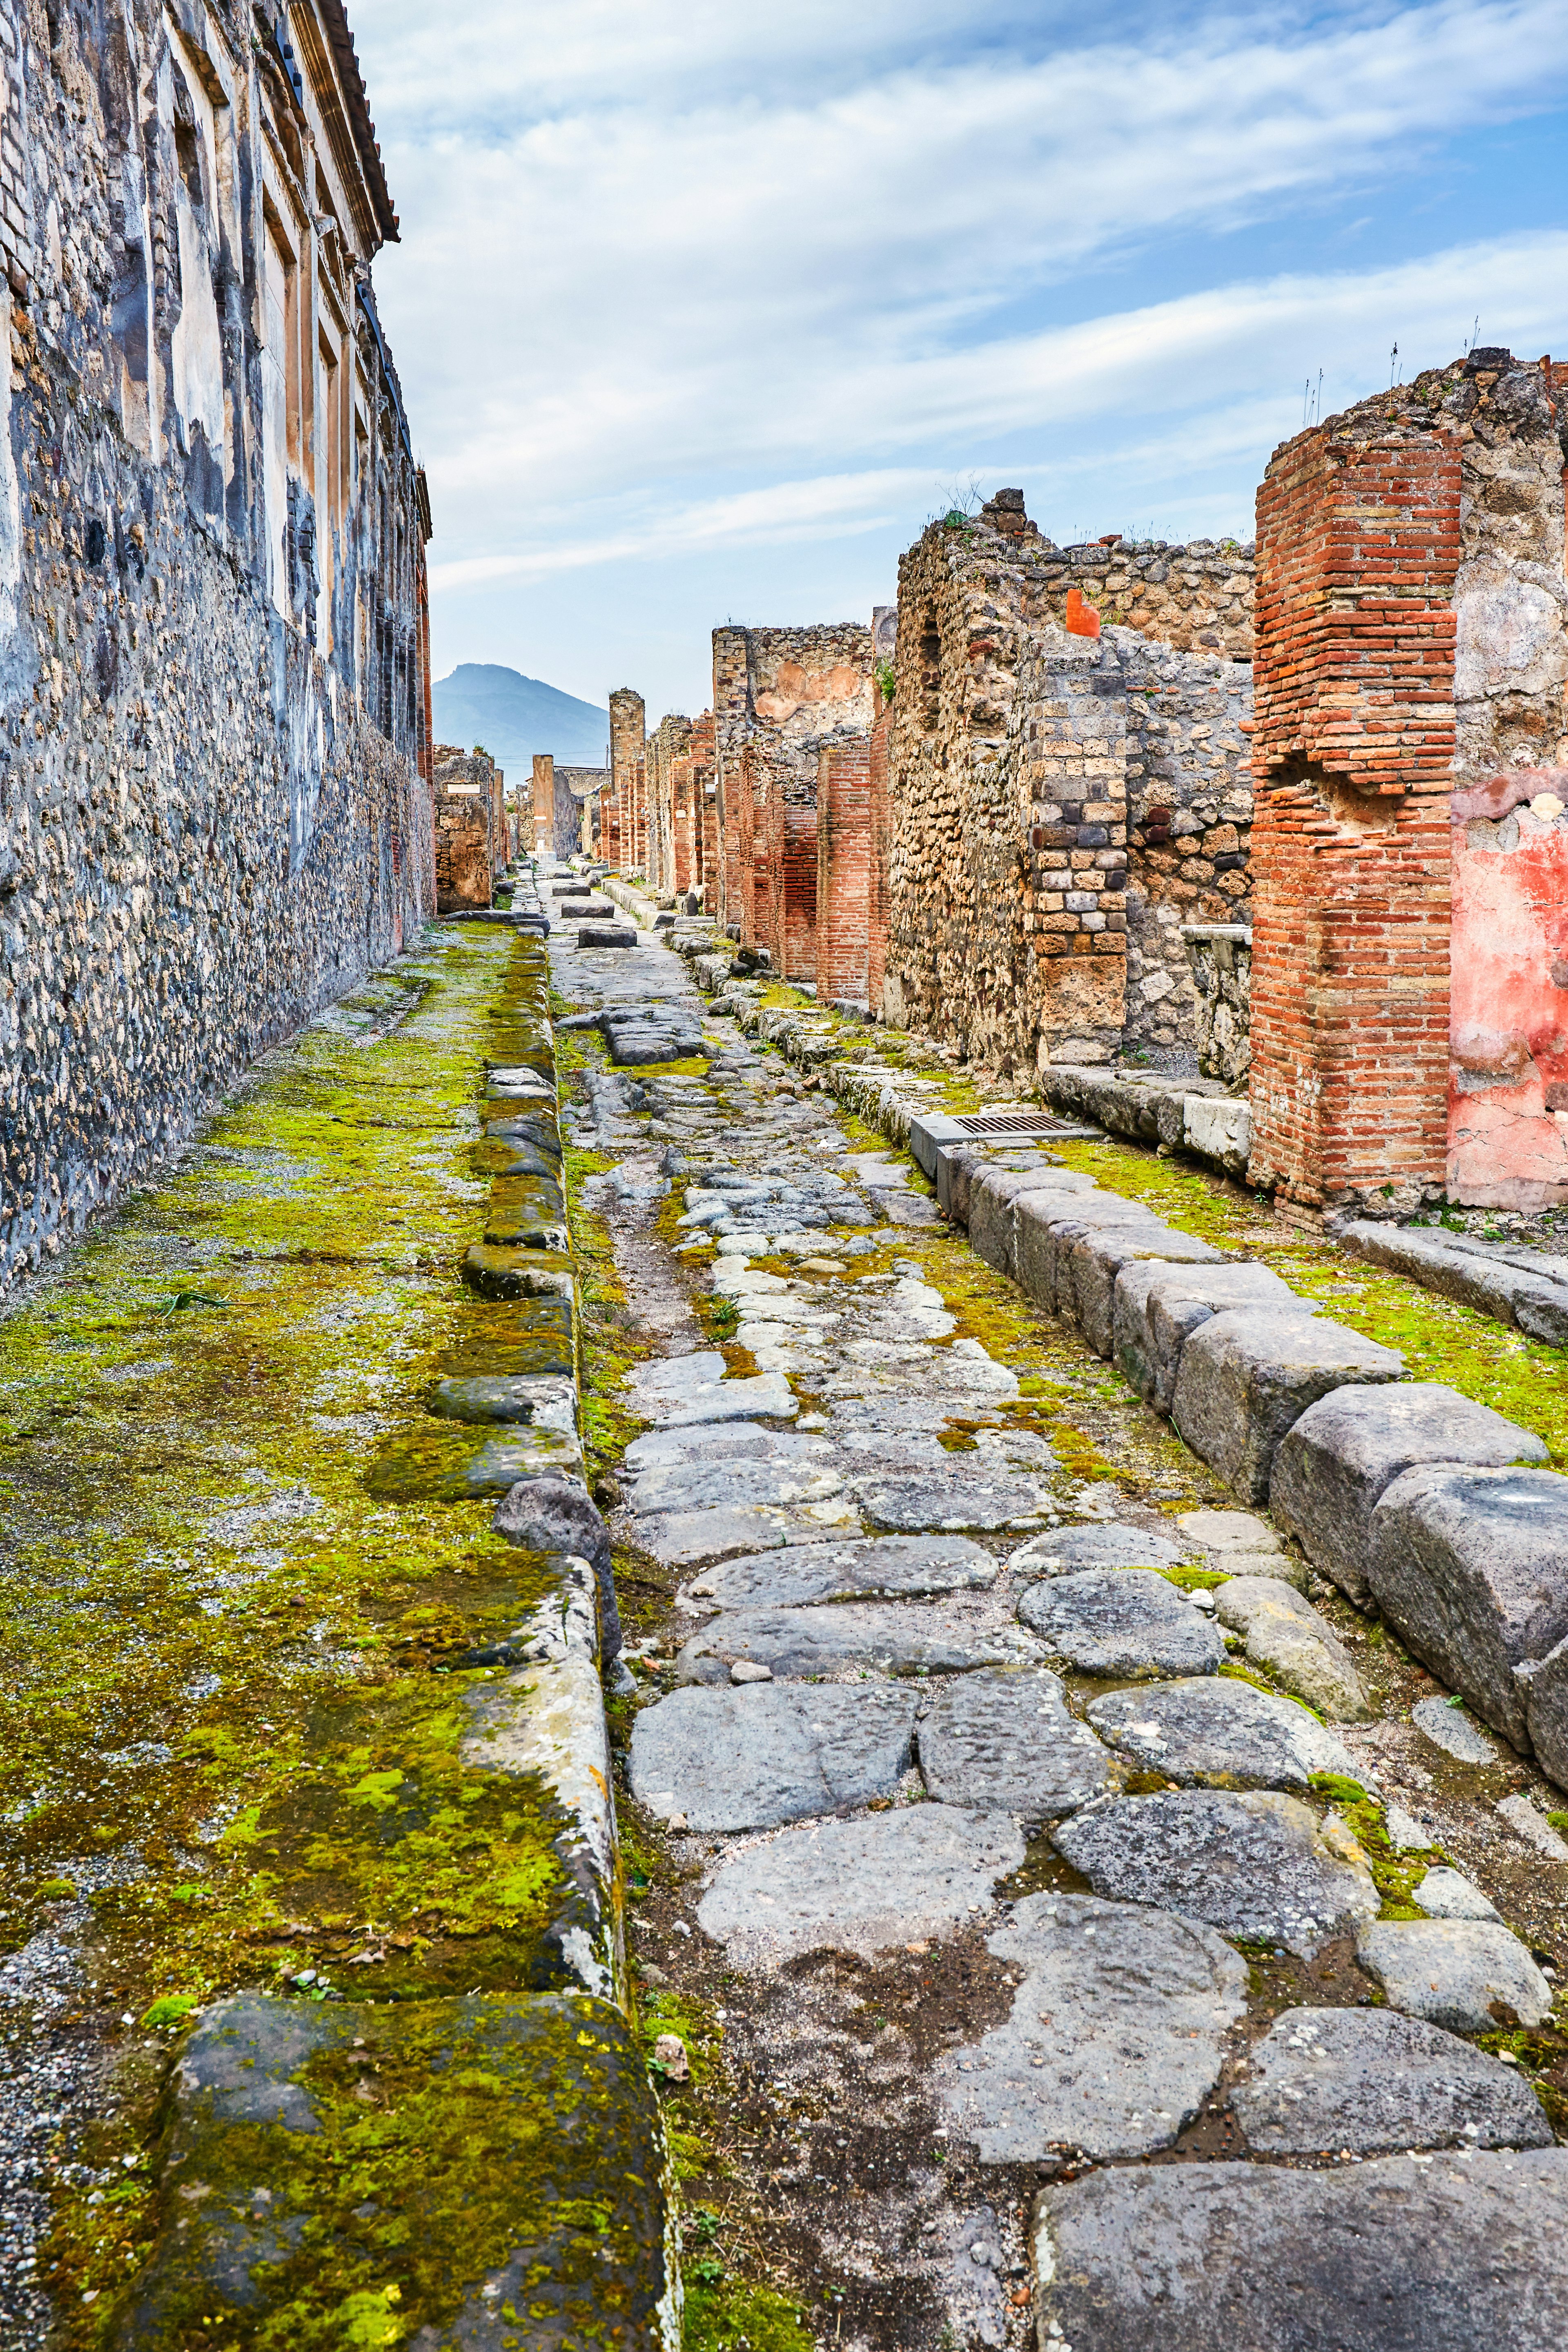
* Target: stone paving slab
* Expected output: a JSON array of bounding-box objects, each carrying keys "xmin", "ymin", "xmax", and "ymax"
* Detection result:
[
  {"xmin": 1018, "ymin": 1568, "xmax": 1227, "ymax": 1677},
  {"xmin": 1054, "ymin": 1789, "xmax": 1378, "ymax": 1956},
  {"xmin": 685, "ymin": 1532, "xmax": 998, "ymax": 1609},
  {"xmin": 1171, "ymin": 1307, "xmax": 1406, "ymax": 1504},
  {"xmin": 626, "ymin": 1453, "xmax": 845, "ymax": 1515},
  {"xmin": 935, "ymin": 1893, "xmax": 1248, "ymax": 2160},
  {"xmin": 1087, "ymin": 1676, "xmax": 1363, "ymax": 1791},
  {"xmin": 1271, "ymin": 1382, "xmax": 1548, "ymax": 1604},
  {"xmin": 696, "ymin": 1804, "xmax": 1027, "ymax": 1964},
  {"xmin": 1355, "ymin": 1917, "xmax": 1553, "ymax": 2031},
  {"xmin": 917, "ymin": 1668, "xmax": 1113, "ymax": 1816},
  {"xmin": 1368, "ymin": 1464, "xmax": 1568, "ymax": 1750},
  {"xmin": 1232, "ymin": 2005, "xmax": 1554, "ymax": 2154},
  {"xmin": 671, "ymin": 1604, "xmax": 1040, "ymax": 1683},
  {"xmin": 853, "ymin": 1466, "xmax": 1050, "ymax": 1530},
  {"xmin": 1212, "ymin": 1574, "xmax": 1372, "ymax": 1721},
  {"xmin": 1034, "ymin": 2149, "xmax": 1568, "ymax": 2352},
  {"xmin": 628, "ymin": 1349, "xmax": 799, "ymax": 1425},
  {"xmin": 1413, "ymin": 1865, "xmax": 1501, "ymax": 1920},
  {"xmin": 630, "ymin": 1681, "xmax": 917, "ymax": 1831},
  {"xmin": 1005, "ymin": 1521, "xmax": 1188, "ymax": 1576},
  {"xmin": 634, "ymin": 1499, "xmax": 854, "ymax": 1568}
]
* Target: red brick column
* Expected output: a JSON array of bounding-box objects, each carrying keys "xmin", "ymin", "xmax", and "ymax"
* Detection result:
[
  {"xmin": 866, "ymin": 708, "xmax": 892, "ymax": 1016},
  {"xmin": 816, "ymin": 735, "xmax": 872, "ymax": 1001},
  {"xmin": 737, "ymin": 745, "xmax": 759, "ymax": 955},
  {"xmin": 782, "ymin": 792, "xmax": 818, "ymax": 980},
  {"xmin": 1249, "ymin": 416, "xmax": 1460, "ymax": 1211}
]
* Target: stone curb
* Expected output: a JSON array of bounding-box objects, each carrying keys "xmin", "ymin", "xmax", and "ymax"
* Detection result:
[
  {"xmin": 111, "ymin": 892, "xmax": 680, "ymax": 2349},
  {"xmin": 676, "ymin": 947, "xmax": 1568, "ymax": 1782},
  {"xmin": 1340, "ymin": 1216, "xmax": 1568, "ymax": 1350}
]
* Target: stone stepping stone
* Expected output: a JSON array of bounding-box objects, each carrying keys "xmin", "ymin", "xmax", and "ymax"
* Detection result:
[
  {"xmin": 695, "ymin": 1803, "xmax": 1026, "ymax": 1964},
  {"xmin": 1053, "ymin": 1789, "xmax": 1377, "ymax": 1957},
  {"xmin": 1087, "ymin": 1677, "xmax": 1362, "ymax": 1792},
  {"xmin": 686, "ymin": 1533, "xmax": 998, "ymax": 1610},
  {"xmin": 1354, "ymin": 1918, "xmax": 1552, "ymax": 2031},
  {"xmin": 1233, "ymin": 2006, "xmax": 1553, "ymax": 2155},
  {"xmin": 1036, "ymin": 2149, "xmax": 1568, "ymax": 2352},
  {"xmin": 918, "ymin": 1668, "xmax": 1111, "ymax": 1817},
  {"xmin": 1411, "ymin": 1692, "xmax": 1504, "ymax": 1766},
  {"xmin": 1213, "ymin": 1575, "xmax": 1371, "ymax": 1721},
  {"xmin": 935, "ymin": 1892, "xmax": 1248, "ymax": 2161},
  {"xmin": 1368, "ymin": 1465, "xmax": 1568, "ymax": 1752},
  {"xmin": 1018, "ymin": 1569, "xmax": 1227, "ymax": 1678},
  {"xmin": 671, "ymin": 1604, "xmax": 1038, "ymax": 1684},
  {"xmin": 1006, "ymin": 1522, "xmax": 1187, "ymax": 1577},
  {"xmin": 629, "ymin": 1682, "xmax": 916, "ymax": 1832},
  {"xmin": 1271, "ymin": 1382, "xmax": 1548, "ymax": 1604}
]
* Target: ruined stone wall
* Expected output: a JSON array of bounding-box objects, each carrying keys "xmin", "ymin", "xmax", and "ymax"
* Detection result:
[
  {"xmin": 884, "ymin": 492, "xmax": 1253, "ymax": 1075},
  {"xmin": 710, "ymin": 623, "xmax": 873, "ymax": 958},
  {"xmin": 1121, "ymin": 640, "xmax": 1253, "ymax": 1066},
  {"xmin": 1033, "ymin": 536, "xmax": 1254, "ymax": 661},
  {"xmin": 0, "ymin": 2, "xmax": 432, "ymax": 1292},
  {"xmin": 557, "ymin": 767, "xmax": 605, "ymax": 859},
  {"xmin": 433, "ymin": 750, "xmax": 497, "ymax": 911},
  {"xmin": 608, "ymin": 688, "xmax": 645, "ymax": 874}
]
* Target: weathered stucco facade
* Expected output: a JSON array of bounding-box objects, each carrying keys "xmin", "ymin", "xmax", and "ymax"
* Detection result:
[{"xmin": 0, "ymin": 1, "xmax": 433, "ymax": 1290}]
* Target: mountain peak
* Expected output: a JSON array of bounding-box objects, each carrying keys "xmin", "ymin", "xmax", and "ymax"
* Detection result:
[{"xmin": 432, "ymin": 664, "xmax": 609, "ymax": 772}]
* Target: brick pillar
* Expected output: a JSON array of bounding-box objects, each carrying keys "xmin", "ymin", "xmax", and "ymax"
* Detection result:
[
  {"xmin": 609, "ymin": 689, "xmax": 646, "ymax": 874},
  {"xmin": 531, "ymin": 754, "xmax": 553, "ymax": 856},
  {"xmin": 691, "ymin": 710, "xmax": 716, "ymax": 906},
  {"xmin": 866, "ymin": 708, "xmax": 891, "ymax": 1016},
  {"xmin": 816, "ymin": 735, "xmax": 871, "ymax": 1002},
  {"xmin": 782, "ymin": 780, "xmax": 818, "ymax": 981},
  {"xmin": 737, "ymin": 744, "xmax": 759, "ymax": 955},
  {"xmin": 1248, "ymin": 415, "xmax": 1459, "ymax": 1212}
]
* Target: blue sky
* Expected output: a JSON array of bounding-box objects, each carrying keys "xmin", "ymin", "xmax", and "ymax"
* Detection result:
[{"xmin": 355, "ymin": 1, "xmax": 1568, "ymax": 725}]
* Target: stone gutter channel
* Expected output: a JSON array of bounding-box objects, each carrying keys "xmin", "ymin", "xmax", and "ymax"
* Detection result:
[
  {"xmin": 541, "ymin": 873, "xmax": 1568, "ymax": 2348},
  {"xmin": 0, "ymin": 891, "xmax": 681, "ymax": 2351}
]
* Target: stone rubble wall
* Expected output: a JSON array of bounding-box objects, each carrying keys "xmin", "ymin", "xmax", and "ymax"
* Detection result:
[
  {"xmin": 0, "ymin": 0, "xmax": 433, "ymax": 1295},
  {"xmin": 434, "ymin": 748, "xmax": 502, "ymax": 911},
  {"xmin": 1183, "ymin": 926, "xmax": 1254, "ymax": 1085},
  {"xmin": 882, "ymin": 492, "xmax": 1254, "ymax": 1077}
]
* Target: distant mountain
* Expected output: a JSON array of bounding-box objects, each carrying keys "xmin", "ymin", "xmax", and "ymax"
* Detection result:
[{"xmin": 431, "ymin": 663, "xmax": 609, "ymax": 775}]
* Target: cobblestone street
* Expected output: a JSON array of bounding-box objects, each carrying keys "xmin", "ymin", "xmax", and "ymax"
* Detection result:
[{"xmin": 552, "ymin": 911, "xmax": 1568, "ymax": 2352}]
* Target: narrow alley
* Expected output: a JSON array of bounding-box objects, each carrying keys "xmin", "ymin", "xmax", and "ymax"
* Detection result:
[{"xmin": 551, "ymin": 884, "xmax": 1568, "ymax": 2352}]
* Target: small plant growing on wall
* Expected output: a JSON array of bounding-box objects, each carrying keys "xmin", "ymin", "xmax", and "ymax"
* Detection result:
[{"xmin": 873, "ymin": 658, "xmax": 896, "ymax": 704}]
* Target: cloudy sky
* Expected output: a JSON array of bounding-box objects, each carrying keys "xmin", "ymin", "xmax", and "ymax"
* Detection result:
[{"xmin": 355, "ymin": 0, "xmax": 1568, "ymax": 725}]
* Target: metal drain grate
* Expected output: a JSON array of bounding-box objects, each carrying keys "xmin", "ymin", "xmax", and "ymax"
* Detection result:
[{"xmin": 955, "ymin": 1110, "xmax": 1084, "ymax": 1138}]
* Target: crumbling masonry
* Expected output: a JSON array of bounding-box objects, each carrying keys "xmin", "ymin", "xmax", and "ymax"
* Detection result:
[{"xmin": 0, "ymin": 0, "xmax": 433, "ymax": 1290}]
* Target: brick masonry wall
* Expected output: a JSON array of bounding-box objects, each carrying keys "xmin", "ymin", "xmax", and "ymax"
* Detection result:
[
  {"xmin": 0, "ymin": 2, "xmax": 432, "ymax": 1294},
  {"xmin": 646, "ymin": 713, "xmax": 691, "ymax": 897},
  {"xmin": 710, "ymin": 624, "xmax": 873, "ymax": 956},
  {"xmin": 1248, "ymin": 375, "xmax": 1463, "ymax": 1211},
  {"xmin": 690, "ymin": 711, "xmax": 716, "ymax": 904},
  {"xmin": 866, "ymin": 709, "xmax": 892, "ymax": 1014},
  {"xmin": 816, "ymin": 733, "xmax": 873, "ymax": 1003}
]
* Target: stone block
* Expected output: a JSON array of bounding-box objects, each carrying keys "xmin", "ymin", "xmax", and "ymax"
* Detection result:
[
  {"xmin": 120, "ymin": 1993, "xmax": 674, "ymax": 2350},
  {"xmin": 1355, "ymin": 1917, "xmax": 1552, "ymax": 2031},
  {"xmin": 1087, "ymin": 1675, "xmax": 1362, "ymax": 1791},
  {"xmin": 1171, "ymin": 1308, "xmax": 1405, "ymax": 1503},
  {"xmin": 1113, "ymin": 1260, "xmax": 1297, "ymax": 1412},
  {"xmin": 1035, "ymin": 2151, "xmax": 1568, "ymax": 2352},
  {"xmin": 1212, "ymin": 1574, "xmax": 1372, "ymax": 1720},
  {"xmin": 1271, "ymin": 1382, "xmax": 1548, "ymax": 1603},
  {"xmin": 969, "ymin": 1168, "xmax": 1092, "ymax": 1281},
  {"xmin": 1018, "ymin": 1568, "xmax": 1226, "ymax": 1677},
  {"xmin": 1061, "ymin": 1222, "xmax": 1223, "ymax": 1359},
  {"xmin": 1013, "ymin": 1191, "xmax": 1164, "ymax": 1315},
  {"xmin": 670, "ymin": 1602, "xmax": 1038, "ymax": 1684},
  {"xmin": 629, "ymin": 1682, "xmax": 916, "ymax": 1831},
  {"xmin": 1368, "ymin": 1465, "xmax": 1568, "ymax": 1750},
  {"xmin": 1516, "ymin": 1633, "xmax": 1568, "ymax": 1793},
  {"xmin": 917, "ymin": 1667, "xmax": 1112, "ymax": 1817},
  {"xmin": 1232, "ymin": 2005, "xmax": 1552, "ymax": 2154}
]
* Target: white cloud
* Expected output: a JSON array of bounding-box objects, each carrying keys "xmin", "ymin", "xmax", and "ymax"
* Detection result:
[{"xmin": 345, "ymin": 2, "xmax": 1568, "ymax": 709}]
